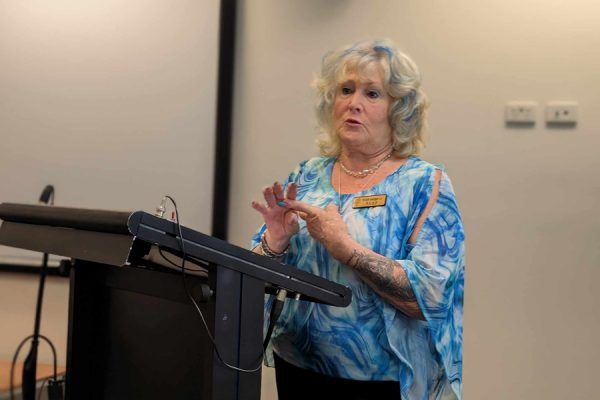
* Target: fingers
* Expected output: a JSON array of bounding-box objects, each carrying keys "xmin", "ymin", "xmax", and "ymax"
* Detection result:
[
  {"xmin": 296, "ymin": 211, "xmax": 320, "ymax": 223},
  {"xmin": 297, "ymin": 211, "xmax": 309, "ymax": 221},
  {"xmin": 253, "ymin": 181, "xmax": 297, "ymax": 218},
  {"xmin": 251, "ymin": 200, "xmax": 268, "ymax": 215},
  {"xmin": 286, "ymin": 182, "xmax": 297, "ymax": 201},
  {"xmin": 254, "ymin": 183, "xmax": 309, "ymax": 226},
  {"xmin": 262, "ymin": 185, "xmax": 278, "ymax": 208},
  {"xmin": 273, "ymin": 182, "xmax": 285, "ymax": 203},
  {"xmin": 263, "ymin": 182, "xmax": 290, "ymax": 208},
  {"xmin": 296, "ymin": 202, "xmax": 340, "ymax": 225},
  {"xmin": 256, "ymin": 184, "xmax": 323, "ymax": 220},
  {"xmin": 285, "ymin": 199, "xmax": 317, "ymax": 217}
]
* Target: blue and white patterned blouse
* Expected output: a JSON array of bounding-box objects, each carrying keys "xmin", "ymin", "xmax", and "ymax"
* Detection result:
[{"xmin": 252, "ymin": 156, "xmax": 465, "ymax": 400}]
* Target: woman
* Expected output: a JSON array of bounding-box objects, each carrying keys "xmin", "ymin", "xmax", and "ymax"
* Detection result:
[{"xmin": 252, "ymin": 40, "xmax": 464, "ymax": 400}]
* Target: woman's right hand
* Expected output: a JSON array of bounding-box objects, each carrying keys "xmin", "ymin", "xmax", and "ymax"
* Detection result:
[{"xmin": 251, "ymin": 182, "xmax": 299, "ymax": 253}]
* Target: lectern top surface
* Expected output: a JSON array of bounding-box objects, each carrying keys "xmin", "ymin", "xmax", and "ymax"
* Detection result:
[
  {"xmin": 0, "ymin": 202, "xmax": 132, "ymax": 234},
  {"xmin": 0, "ymin": 203, "xmax": 352, "ymax": 307}
]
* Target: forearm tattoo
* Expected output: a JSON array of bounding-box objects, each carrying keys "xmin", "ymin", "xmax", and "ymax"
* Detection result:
[{"xmin": 346, "ymin": 249, "xmax": 424, "ymax": 319}]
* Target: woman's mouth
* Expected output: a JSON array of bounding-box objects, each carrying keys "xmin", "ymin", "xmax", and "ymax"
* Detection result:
[{"xmin": 345, "ymin": 118, "xmax": 362, "ymax": 126}]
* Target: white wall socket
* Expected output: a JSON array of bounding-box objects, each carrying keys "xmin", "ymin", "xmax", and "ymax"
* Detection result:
[
  {"xmin": 505, "ymin": 101, "xmax": 537, "ymax": 124},
  {"xmin": 545, "ymin": 101, "xmax": 578, "ymax": 124}
]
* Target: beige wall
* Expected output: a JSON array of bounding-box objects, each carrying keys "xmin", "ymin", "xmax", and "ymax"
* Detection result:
[
  {"xmin": 0, "ymin": 0, "xmax": 219, "ymax": 376},
  {"xmin": 229, "ymin": 1, "xmax": 600, "ymax": 399},
  {"xmin": 0, "ymin": 0, "xmax": 219, "ymax": 263},
  {"xmin": 0, "ymin": 274, "xmax": 69, "ymax": 365}
]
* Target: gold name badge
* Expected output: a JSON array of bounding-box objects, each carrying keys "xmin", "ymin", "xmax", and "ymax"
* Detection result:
[{"xmin": 352, "ymin": 194, "xmax": 387, "ymax": 209}]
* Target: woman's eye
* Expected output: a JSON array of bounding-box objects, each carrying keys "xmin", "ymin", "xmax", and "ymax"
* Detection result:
[
  {"xmin": 367, "ymin": 90, "xmax": 380, "ymax": 99},
  {"xmin": 341, "ymin": 86, "xmax": 353, "ymax": 95}
]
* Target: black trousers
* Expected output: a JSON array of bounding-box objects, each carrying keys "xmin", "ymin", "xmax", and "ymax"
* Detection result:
[{"xmin": 273, "ymin": 353, "xmax": 401, "ymax": 400}]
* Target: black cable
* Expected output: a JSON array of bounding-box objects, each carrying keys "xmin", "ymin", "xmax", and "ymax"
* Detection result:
[
  {"xmin": 157, "ymin": 247, "xmax": 207, "ymax": 273},
  {"xmin": 164, "ymin": 196, "xmax": 263, "ymax": 373},
  {"xmin": 263, "ymin": 289, "xmax": 287, "ymax": 350},
  {"xmin": 10, "ymin": 334, "xmax": 57, "ymax": 400}
]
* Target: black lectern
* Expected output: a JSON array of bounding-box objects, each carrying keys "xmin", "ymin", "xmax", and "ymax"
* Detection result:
[{"xmin": 0, "ymin": 203, "xmax": 351, "ymax": 400}]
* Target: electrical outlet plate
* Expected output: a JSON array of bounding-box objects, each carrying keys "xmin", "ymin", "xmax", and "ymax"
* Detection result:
[
  {"xmin": 545, "ymin": 102, "xmax": 578, "ymax": 124},
  {"xmin": 505, "ymin": 101, "xmax": 537, "ymax": 124}
]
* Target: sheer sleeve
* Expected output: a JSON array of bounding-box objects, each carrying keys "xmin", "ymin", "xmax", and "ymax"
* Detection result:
[{"xmin": 399, "ymin": 168, "xmax": 465, "ymax": 396}]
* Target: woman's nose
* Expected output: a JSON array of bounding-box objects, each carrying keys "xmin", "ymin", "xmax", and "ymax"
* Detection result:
[{"xmin": 348, "ymin": 93, "xmax": 362, "ymax": 112}]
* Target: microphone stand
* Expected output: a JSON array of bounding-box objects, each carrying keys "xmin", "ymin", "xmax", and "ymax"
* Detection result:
[
  {"xmin": 21, "ymin": 186, "xmax": 56, "ymax": 400},
  {"xmin": 21, "ymin": 253, "xmax": 49, "ymax": 400}
]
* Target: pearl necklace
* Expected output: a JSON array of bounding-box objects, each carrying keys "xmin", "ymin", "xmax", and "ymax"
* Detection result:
[
  {"xmin": 338, "ymin": 152, "xmax": 392, "ymax": 178},
  {"xmin": 337, "ymin": 153, "xmax": 391, "ymax": 214},
  {"xmin": 337, "ymin": 162, "xmax": 379, "ymax": 212}
]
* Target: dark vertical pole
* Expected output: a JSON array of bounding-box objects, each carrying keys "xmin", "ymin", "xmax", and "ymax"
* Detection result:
[
  {"xmin": 21, "ymin": 253, "xmax": 47, "ymax": 400},
  {"xmin": 211, "ymin": 0, "xmax": 238, "ymax": 240}
]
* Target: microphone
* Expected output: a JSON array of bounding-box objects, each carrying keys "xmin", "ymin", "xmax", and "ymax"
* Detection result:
[{"xmin": 38, "ymin": 185, "xmax": 54, "ymax": 205}]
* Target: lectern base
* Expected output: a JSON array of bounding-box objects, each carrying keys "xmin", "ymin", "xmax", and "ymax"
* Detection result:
[{"xmin": 65, "ymin": 261, "xmax": 263, "ymax": 400}]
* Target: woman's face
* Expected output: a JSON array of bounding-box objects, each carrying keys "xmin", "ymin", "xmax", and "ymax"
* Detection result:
[{"xmin": 333, "ymin": 63, "xmax": 392, "ymax": 155}]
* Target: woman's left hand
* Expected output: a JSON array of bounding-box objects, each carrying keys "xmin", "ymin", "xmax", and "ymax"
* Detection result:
[{"xmin": 284, "ymin": 199, "xmax": 352, "ymax": 261}]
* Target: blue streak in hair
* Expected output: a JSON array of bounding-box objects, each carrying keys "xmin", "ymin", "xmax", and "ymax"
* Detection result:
[
  {"xmin": 403, "ymin": 108, "xmax": 418, "ymax": 122},
  {"xmin": 374, "ymin": 45, "xmax": 393, "ymax": 58}
]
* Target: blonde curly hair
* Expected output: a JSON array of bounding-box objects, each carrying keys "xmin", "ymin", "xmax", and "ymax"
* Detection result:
[{"xmin": 313, "ymin": 40, "xmax": 429, "ymax": 158}]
